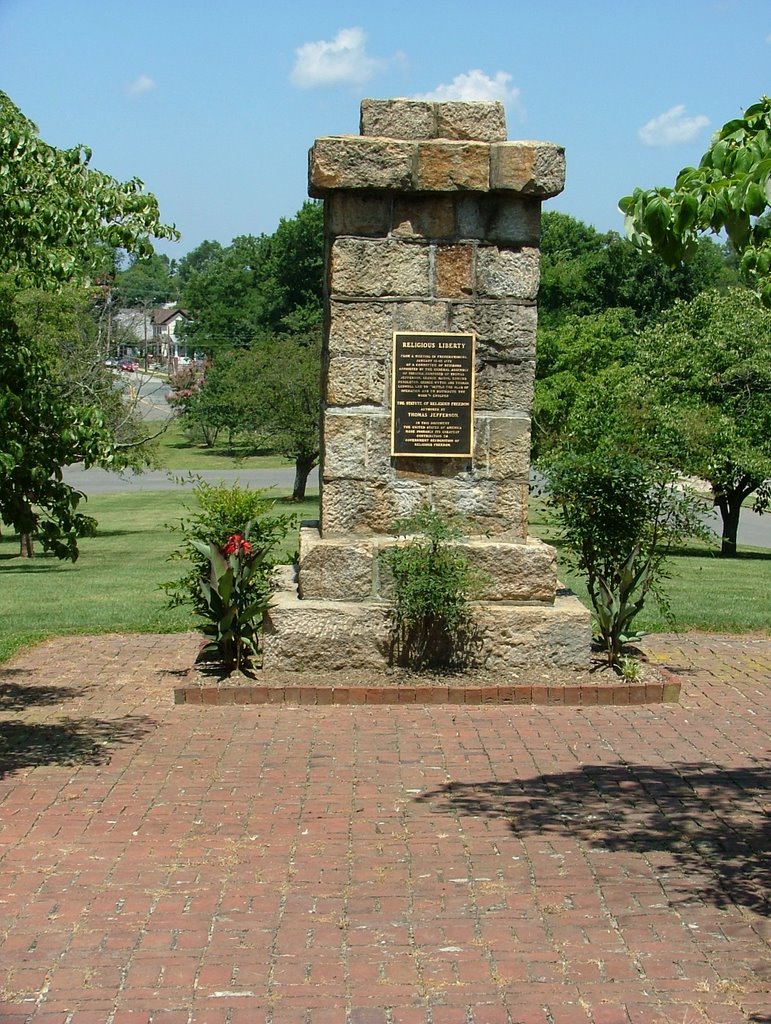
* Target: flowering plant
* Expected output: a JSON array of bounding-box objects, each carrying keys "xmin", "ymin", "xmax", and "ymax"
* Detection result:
[
  {"xmin": 192, "ymin": 526, "xmax": 268, "ymax": 674},
  {"xmin": 223, "ymin": 533, "xmax": 251, "ymax": 558}
]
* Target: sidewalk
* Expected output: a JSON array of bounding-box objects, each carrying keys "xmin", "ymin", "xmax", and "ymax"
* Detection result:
[{"xmin": 0, "ymin": 632, "xmax": 768, "ymax": 1024}]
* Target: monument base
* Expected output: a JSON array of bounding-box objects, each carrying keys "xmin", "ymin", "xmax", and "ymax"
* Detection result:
[{"xmin": 262, "ymin": 565, "xmax": 591, "ymax": 674}]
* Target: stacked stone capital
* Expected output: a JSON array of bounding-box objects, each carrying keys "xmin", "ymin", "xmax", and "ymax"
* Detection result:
[{"xmin": 263, "ymin": 99, "xmax": 589, "ymax": 672}]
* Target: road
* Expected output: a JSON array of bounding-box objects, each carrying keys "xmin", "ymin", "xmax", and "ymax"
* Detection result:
[
  {"xmin": 62, "ymin": 465, "xmax": 769, "ymax": 549},
  {"xmin": 62, "ymin": 464, "xmax": 317, "ymax": 494},
  {"xmin": 114, "ymin": 370, "xmax": 171, "ymax": 420}
]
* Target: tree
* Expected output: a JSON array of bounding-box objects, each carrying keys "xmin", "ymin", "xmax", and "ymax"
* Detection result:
[
  {"xmin": 13, "ymin": 283, "xmax": 151, "ymax": 455},
  {"xmin": 114, "ymin": 253, "xmax": 178, "ymax": 307},
  {"xmin": 168, "ymin": 351, "xmax": 264, "ymax": 450},
  {"xmin": 634, "ymin": 289, "xmax": 771, "ymax": 557},
  {"xmin": 0, "ymin": 91, "xmax": 177, "ymax": 286},
  {"xmin": 0, "ymin": 91, "xmax": 176, "ymax": 558},
  {"xmin": 539, "ymin": 212, "xmax": 735, "ymax": 327},
  {"xmin": 546, "ymin": 450, "xmax": 709, "ymax": 669},
  {"xmin": 620, "ymin": 97, "xmax": 771, "ymax": 304},
  {"xmin": 252, "ymin": 200, "xmax": 324, "ymax": 335},
  {"xmin": 250, "ymin": 335, "xmax": 321, "ymax": 501},
  {"xmin": 534, "ymin": 307, "xmax": 637, "ymax": 458},
  {"xmin": 178, "ymin": 201, "xmax": 323, "ymax": 353},
  {"xmin": 0, "ymin": 282, "xmax": 108, "ymax": 558},
  {"xmin": 167, "ymin": 337, "xmax": 321, "ymax": 500},
  {"xmin": 546, "ymin": 289, "xmax": 771, "ymax": 558},
  {"xmin": 177, "ymin": 234, "xmax": 268, "ymax": 352}
]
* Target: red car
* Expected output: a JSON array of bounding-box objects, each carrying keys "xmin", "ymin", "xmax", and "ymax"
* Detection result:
[{"xmin": 118, "ymin": 359, "xmax": 139, "ymax": 372}]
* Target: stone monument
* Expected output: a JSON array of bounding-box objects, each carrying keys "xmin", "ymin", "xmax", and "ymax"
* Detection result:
[{"xmin": 262, "ymin": 99, "xmax": 590, "ymax": 672}]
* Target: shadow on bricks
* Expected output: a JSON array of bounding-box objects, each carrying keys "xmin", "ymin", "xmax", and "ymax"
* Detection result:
[
  {"xmin": 0, "ymin": 713, "xmax": 156, "ymax": 779},
  {"xmin": 416, "ymin": 760, "xmax": 771, "ymax": 917}
]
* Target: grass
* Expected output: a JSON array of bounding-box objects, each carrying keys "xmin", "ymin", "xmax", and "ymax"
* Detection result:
[
  {"xmin": 528, "ymin": 499, "xmax": 771, "ymax": 635},
  {"xmin": 0, "ymin": 491, "xmax": 767, "ymax": 666},
  {"xmin": 0, "ymin": 489, "xmax": 319, "ymax": 663},
  {"xmin": 153, "ymin": 418, "xmax": 294, "ymax": 471}
]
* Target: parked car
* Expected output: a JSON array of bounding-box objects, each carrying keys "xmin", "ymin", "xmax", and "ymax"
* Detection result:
[{"xmin": 118, "ymin": 359, "xmax": 139, "ymax": 372}]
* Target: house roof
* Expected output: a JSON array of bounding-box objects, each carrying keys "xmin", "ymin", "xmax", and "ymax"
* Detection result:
[{"xmin": 151, "ymin": 307, "xmax": 188, "ymax": 326}]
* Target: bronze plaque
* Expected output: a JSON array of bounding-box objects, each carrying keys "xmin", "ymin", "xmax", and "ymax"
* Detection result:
[{"xmin": 391, "ymin": 332, "xmax": 475, "ymax": 457}]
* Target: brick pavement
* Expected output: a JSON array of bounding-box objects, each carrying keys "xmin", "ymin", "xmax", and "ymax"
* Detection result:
[{"xmin": 0, "ymin": 632, "xmax": 768, "ymax": 1024}]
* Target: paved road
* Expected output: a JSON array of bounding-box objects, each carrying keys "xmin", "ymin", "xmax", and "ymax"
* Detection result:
[
  {"xmin": 63, "ymin": 465, "xmax": 770, "ymax": 549},
  {"xmin": 113, "ymin": 370, "xmax": 172, "ymax": 421},
  {"xmin": 63, "ymin": 464, "xmax": 316, "ymax": 494}
]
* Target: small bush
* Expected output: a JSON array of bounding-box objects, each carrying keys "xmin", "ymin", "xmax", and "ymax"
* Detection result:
[
  {"xmin": 382, "ymin": 507, "xmax": 484, "ymax": 672},
  {"xmin": 162, "ymin": 481, "xmax": 294, "ymax": 666},
  {"xmin": 546, "ymin": 451, "xmax": 711, "ymax": 669},
  {"xmin": 193, "ymin": 528, "xmax": 266, "ymax": 673}
]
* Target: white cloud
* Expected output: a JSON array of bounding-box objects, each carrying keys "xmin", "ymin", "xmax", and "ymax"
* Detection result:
[
  {"xmin": 291, "ymin": 27, "xmax": 383, "ymax": 88},
  {"xmin": 638, "ymin": 105, "xmax": 710, "ymax": 146},
  {"xmin": 125, "ymin": 74, "xmax": 156, "ymax": 98},
  {"xmin": 414, "ymin": 70, "xmax": 521, "ymax": 107}
]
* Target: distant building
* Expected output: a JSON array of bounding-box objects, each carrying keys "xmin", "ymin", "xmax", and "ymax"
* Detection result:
[
  {"xmin": 113, "ymin": 303, "xmax": 191, "ymax": 368},
  {"xmin": 151, "ymin": 305, "xmax": 190, "ymax": 368},
  {"xmin": 114, "ymin": 307, "xmax": 150, "ymax": 353}
]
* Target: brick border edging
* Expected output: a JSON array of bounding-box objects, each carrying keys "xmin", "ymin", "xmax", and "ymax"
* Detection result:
[{"xmin": 174, "ymin": 679, "xmax": 681, "ymax": 707}]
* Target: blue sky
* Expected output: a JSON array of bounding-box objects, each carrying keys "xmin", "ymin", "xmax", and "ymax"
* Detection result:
[{"xmin": 2, "ymin": 0, "xmax": 769, "ymax": 259}]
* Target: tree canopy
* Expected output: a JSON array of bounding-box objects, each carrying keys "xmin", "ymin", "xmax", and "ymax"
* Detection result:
[
  {"xmin": 533, "ymin": 307, "xmax": 637, "ymax": 459},
  {"xmin": 0, "ymin": 92, "xmax": 175, "ymax": 558},
  {"xmin": 168, "ymin": 337, "xmax": 321, "ymax": 501},
  {"xmin": 634, "ymin": 288, "xmax": 771, "ymax": 556},
  {"xmin": 178, "ymin": 201, "xmax": 323, "ymax": 353},
  {"xmin": 538, "ymin": 288, "xmax": 771, "ymax": 557},
  {"xmin": 620, "ymin": 96, "xmax": 771, "ymax": 304},
  {"xmin": 539, "ymin": 211, "xmax": 735, "ymax": 327},
  {"xmin": 114, "ymin": 252, "xmax": 178, "ymax": 308},
  {"xmin": 0, "ymin": 91, "xmax": 177, "ymax": 287}
]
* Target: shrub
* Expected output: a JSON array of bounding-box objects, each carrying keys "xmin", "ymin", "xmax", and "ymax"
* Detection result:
[
  {"xmin": 546, "ymin": 451, "xmax": 711, "ymax": 669},
  {"xmin": 162, "ymin": 481, "xmax": 294, "ymax": 667},
  {"xmin": 382, "ymin": 507, "xmax": 484, "ymax": 672},
  {"xmin": 193, "ymin": 527, "xmax": 265, "ymax": 673}
]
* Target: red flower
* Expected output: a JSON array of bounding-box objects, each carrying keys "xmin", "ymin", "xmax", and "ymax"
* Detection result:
[{"xmin": 223, "ymin": 533, "xmax": 252, "ymax": 558}]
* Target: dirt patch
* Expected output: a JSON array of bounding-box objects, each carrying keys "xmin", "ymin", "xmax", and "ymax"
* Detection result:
[{"xmin": 183, "ymin": 649, "xmax": 664, "ymax": 692}]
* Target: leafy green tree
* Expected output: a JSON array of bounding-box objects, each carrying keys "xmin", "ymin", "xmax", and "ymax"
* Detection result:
[
  {"xmin": 114, "ymin": 252, "xmax": 178, "ymax": 307},
  {"xmin": 249, "ymin": 335, "xmax": 321, "ymax": 501},
  {"xmin": 168, "ymin": 351, "xmax": 265, "ymax": 450},
  {"xmin": 546, "ymin": 451, "xmax": 709, "ymax": 669},
  {"xmin": 634, "ymin": 288, "xmax": 771, "ymax": 557},
  {"xmin": 0, "ymin": 91, "xmax": 176, "ymax": 558},
  {"xmin": 178, "ymin": 201, "xmax": 323, "ymax": 353},
  {"xmin": 539, "ymin": 212, "xmax": 734, "ymax": 327},
  {"xmin": 534, "ymin": 308, "xmax": 637, "ymax": 458},
  {"xmin": 252, "ymin": 200, "xmax": 323, "ymax": 335},
  {"xmin": 168, "ymin": 337, "xmax": 321, "ymax": 499},
  {"xmin": 0, "ymin": 91, "xmax": 177, "ymax": 286},
  {"xmin": 178, "ymin": 234, "xmax": 267, "ymax": 351},
  {"xmin": 620, "ymin": 97, "xmax": 771, "ymax": 304},
  {"xmin": 545, "ymin": 289, "xmax": 770, "ymax": 558},
  {"xmin": 13, "ymin": 284, "xmax": 150, "ymax": 454},
  {"xmin": 176, "ymin": 240, "xmax": 224, "ymax": 289},
  {"xmin": 1, "ymin": 283, "xmax": 106, "ymax": 558}
]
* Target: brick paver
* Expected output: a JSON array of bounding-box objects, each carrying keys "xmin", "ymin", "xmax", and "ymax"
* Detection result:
[{"xmin": 0, "ymin": 632, "xmax": 768, "ymax": 1023}]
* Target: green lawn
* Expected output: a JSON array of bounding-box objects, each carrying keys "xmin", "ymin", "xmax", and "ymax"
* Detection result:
[
  {"xmin": 0, "ymin": 490, "xmax": 767, "ymax": 665},
  {"xmin": 0, "ymin": 489, "xmax": 319, "ymax": 664},
  {"xmin": 154, "ymin": 418, "xmax": 294, "ymax": 471},
  {"xmin": 528, "ymin": 499, "xmax": 771, "ymax": 635}
]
